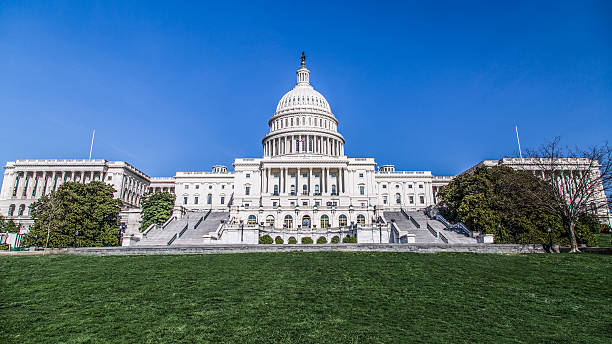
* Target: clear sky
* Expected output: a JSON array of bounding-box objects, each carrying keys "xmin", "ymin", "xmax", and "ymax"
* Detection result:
[{"xmin": 0, "ymin": 1, "xmax": 610, "ymax": 178}]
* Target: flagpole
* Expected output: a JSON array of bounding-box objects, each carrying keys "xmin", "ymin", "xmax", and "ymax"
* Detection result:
[
  {"xmin": 89, "ymin": 129, "xmax": 95, "ymax": 160},
  {"xmin": 515, "ymin": 125, "xmax": 523, "ymax": 160}
]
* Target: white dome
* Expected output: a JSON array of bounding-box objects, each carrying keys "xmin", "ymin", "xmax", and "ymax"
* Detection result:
[
  {"xmin": 262, "ymin": 53, "xmax": 345, "ymax": 159},
  {"xmin": 276, "ymin": 85, "xmax": 331, "ymax": 113}
]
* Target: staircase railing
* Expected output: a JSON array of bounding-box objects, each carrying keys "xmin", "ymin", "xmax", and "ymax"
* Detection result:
[
  {"xmin": 401, "ymin": 208, "xmax": 421, "ymax": 228},
  {"xmin": 426, "ymin": 223, "xmax": 438, "ymax": 239},
  {"xmin": 178, "ymin": 223, "xmax": 189, "ymax": 238},
  {"xmin": 167, "ymin": 233, "xmax": 178, "ymax": 245},
  {"xmin": 439, "ymin": 232, "xmax": 449, "ymax": 243},
  {"xmin": 454, "ymin": 222, "xmax": 473, "ymax": 238},
  {"xmin": 435, "ymin": 214, "xmax": 473, "ymax": 238}
]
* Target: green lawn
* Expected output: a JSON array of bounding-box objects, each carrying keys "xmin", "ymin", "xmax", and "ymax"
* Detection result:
[{"xmin": 1, "ymin": 252, "xmax": 611, "ymax": 343}]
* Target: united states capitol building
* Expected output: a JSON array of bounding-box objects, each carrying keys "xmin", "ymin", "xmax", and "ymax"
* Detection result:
[{"xmin": 1, "ymin": 54, "xmax": 609, "ymax": 246}]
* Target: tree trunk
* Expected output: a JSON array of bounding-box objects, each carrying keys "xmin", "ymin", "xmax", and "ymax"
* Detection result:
[{"xmin": 568, "ymin": 220, "xmax": 579, "ymax": 252}]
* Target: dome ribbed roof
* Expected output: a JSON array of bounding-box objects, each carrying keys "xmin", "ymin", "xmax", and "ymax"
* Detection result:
[{"xmin": 276, "ymin": 86, "xmax": 331, "ymax": 113}]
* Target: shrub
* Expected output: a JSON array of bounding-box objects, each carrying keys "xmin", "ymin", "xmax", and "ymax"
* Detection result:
[
  {"xmin": 331, "ymin": 236, "xmax": 340, "ymax": 244},
  {"xmin": 275, "ymin": 236, "xmax": 284, "ymax": 244},
  {"xmin": 342, "ymin": 236, "xmax": 357, "ymax": 243},
  {"xmin": 288, "ymin": 237, "xmax": 297, "ymax": 244},
  {"xmin": 259, "ymin": 235, "xmax": 273, "ymax": 244},
  {"xmin": 317, "ymin": 236, "xmax": 328, "ymax": 244},
  {"xmin": 301, "ymin": 236, "xmax": 313, "ymax": 244},
  {"xmin": 0, "ymin": 243, "xmax": 9, "ymax": 250}
]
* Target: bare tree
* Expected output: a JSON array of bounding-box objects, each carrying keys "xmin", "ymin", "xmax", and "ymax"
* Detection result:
[{"xmin": 526, "ymin": 137, "xmax": 612, "ymax": 252}]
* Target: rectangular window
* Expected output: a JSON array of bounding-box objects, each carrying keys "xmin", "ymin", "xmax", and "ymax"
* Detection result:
[
  {"xmin": 419, "ymin": 184, "xmax": 423, "ymax": 189},
  {"xmin": 408, "ymin": 184, "xmax": 413, "ymax": 189},
  {"xmin": 195, "ymin": 185, "xmax": 199, "ymax": 189},
  {"xmin": 274, "ymin": 174, "xmax": 279, "ymax": 178},
  {"xmin": 183, "ymin": 197, "xmax": 188, "ymax": 205},
  {"xmin": 302, "ymin": 173, "xmax": 307, "ymax": 178},
  {"xmin": 185, "ymin": 185, "xmax": 189, "ymax": 189},
  {"xmin": 273, "ymin": 201, "xmax": 278, "ymax": 207},
  {"xmin": 359, "ymin": 173, "xmax": 364, "ymax": 178},
  {"xmin": 331, "ymin": 173, "xmax": 336, "ymax": 178},
  {"xmin": 359, "ymin": 186, "xmax": 365, "ymax": 195},
  {"xmin": 221, "ymin": 196, "xmax": 225, "ymax": 204},
  {"xmin": 246, "ymin": 173, "xmax": 250, "ymax": 178},
  {"xmin": 420, "ymin": 195, "xmax": 425, "ymax": 204},
  {"xmin": 383, "ymin": 196, "xmax": 387, "ymax": 204},
  {"xmin": 245, "ymin": 186, "xmax": 250, "ymax": 195},
  {"xmin": 222, "ymin": 185, "xmax": 225, "ymax": 189},
  {"xmin": 194, "ymin": 197, "xmax": 199, "ymax": 204},
  {"xmin": 409, "ymin": 196, "xmax": 414, "ymax": 204},
  {"xmin": 382, "ymin": 184, "xmax": 386, "ymax": 188}
]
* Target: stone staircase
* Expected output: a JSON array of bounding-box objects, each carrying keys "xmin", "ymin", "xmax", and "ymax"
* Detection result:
[
  {"xmin": 137, "ymin": 211, "xmax": 209, "ymax": 246},
  {"xmin": 427, "ymin": 220, "xmax": 476, "ymax": 244},
  {"xmin": 173, "ymin": 211, "xmax": 229, "ymax": 245},
  {"xmin": 384, "ymin": 210, "xmax": 478, "ymax": 244},
  {"xmin": 383, "ymin": 211, "xmax": 438, "ymax": 243}
]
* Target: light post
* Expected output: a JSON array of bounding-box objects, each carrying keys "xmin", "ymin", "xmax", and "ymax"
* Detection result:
[
  {"xmin": 240, "ymin": 220, "xmax": 244, "ymax": 243},
  {"xmin": 378, "ymin": 219, "xmax": 382, "ymax": 244}
]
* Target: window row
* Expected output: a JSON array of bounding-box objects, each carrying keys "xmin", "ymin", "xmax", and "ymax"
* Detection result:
[
  {"xmin": 182, "ymin": 194, "xmax": 226, "ymax": 205},
  {"xmin": 271, "ymin": 115, "xmax": 336, "ymax": 131},
  {"xmin": 246, "ymin": 214, "xmax": 366, "ymax": 228},
  {"xmin": 381, "ymin": 194, "xmax": 426, "ymax": 205}
]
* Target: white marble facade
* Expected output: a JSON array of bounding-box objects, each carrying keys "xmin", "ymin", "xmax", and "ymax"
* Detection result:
[{"xmin": 4, "ymin": 54, "xmax": 607, "ymax": 234}]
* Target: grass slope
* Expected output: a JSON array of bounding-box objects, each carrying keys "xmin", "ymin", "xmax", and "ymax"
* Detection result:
[{"xmin": 1, "ymin": 252, "xmax": 611, "ymax": 343}]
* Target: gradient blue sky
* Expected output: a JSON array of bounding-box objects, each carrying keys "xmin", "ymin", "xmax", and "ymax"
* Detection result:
[{"xmin": 0, "ymin": 1, "xmax": 610, "ymax": 179}]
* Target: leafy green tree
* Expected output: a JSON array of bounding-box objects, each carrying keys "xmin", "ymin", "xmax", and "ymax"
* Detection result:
[
  {"xmin": 438, "ymin": 166, "xmax": 572, "ymax": 245},
  {"xmin": 0, "ymin": 216, "xmax": 20, "ymax": 233},
  {"xmin": 24, "ymin": 182, "xmax": 123, "ymax": 248},
  {"xmin": 140, "ymin": 192, "xmax": 175, "ymax": 231}
]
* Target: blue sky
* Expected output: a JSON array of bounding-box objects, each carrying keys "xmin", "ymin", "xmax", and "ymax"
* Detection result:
[{"xmin": 0, "ymin": 1, "xmax": 610, "ymax": 178}]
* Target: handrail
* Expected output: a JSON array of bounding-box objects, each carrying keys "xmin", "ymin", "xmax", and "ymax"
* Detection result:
[
  {"xmin": 401, "ymin": 208, "xmax": 420, "ymax": 228},
  {"xmin": 161, "ymin": 216, "xmax": 175, "ymax": 229},
  {"xmin": 435, "ymin": 214, "xmax": 473, "ymax": 237},
  {"xmin": 167, "ymin": 233, "xmax": 178, "ymax": 245},
  {"xmin": 454, "ymin": 222, "xmax": 473, "ymax": 238},
  {"xmin": 178, "ymin": 223, "xmax": 189, "ymax": 238},
  {"xmin": 426, "ymin": 223, "xmax": 438, "ymax": 238},
  {"xmin": 142, "ymin": 223, "xmax": 158, "ymax": 237},
  {"xmin": 435, "ymin": 215, "xmax": 452, "ymax": 228},
  {"xmin": 439, "ymin": 232, "xmax": 449, "ymax": 243}
]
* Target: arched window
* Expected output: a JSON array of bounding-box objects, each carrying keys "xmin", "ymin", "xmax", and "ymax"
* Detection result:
[
  {"xmin": 247, "ymin": 215, "xmax": 257, "ymax": 226},
  {"xmin": 8, "ymin": 204, "xmax": 15, "ymax": 216},
  {"xmin": 290, "ymin": 184, "xmax": 296, "ymax": 195},
  {"xmin": 302, "ymin": 215, "xmax": 311, "ymax": 228},
  {"xmin": 284, "ymin": 215, "xmax": 293, "ymax": 228},
  {"xmin": 357, "ymin": 214, "xmax": 365, "ymax": 226},
  {"xmin": 331, "ymin": 185, "xmax": 337, "ymax": 195},
  {"xmin": 18, "ymin": 204, "xmax": 25, "ymax": 216},
  {"xmin": 339, "ymin": 214, "xmax": 347, "ymax": 227},
  {"xmin": 396, "ymin": 193, "xmax": 401, "ymax": 204},
  {"xmin": 266, "ymin": 215, "xmax": 275, "ymax": 227},
  {"xmin": 320, "ymin": 215, "xmax": 330, "ymax": 228},
  {"xmin": 207, "ymin": 194, "xmax": 212, "ymax": 204}
]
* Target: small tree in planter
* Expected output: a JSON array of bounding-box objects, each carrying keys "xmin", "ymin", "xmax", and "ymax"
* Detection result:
[
  {"xmin": 288, "ymin": 237, "xmax": 297, "ymax": 244},
  {"xmin": 259, "ymin": 234, "xmax": 273, "ymax": 244},
  {"xmin": 342, "ymin": 236, "xmax": 357, "ymax": 243},
  {"xmin": 317, "ymin": 236, "xmax": 328, "ymax": 244},
  {"xmin": 301, "ymin": 236, "xmax": 313, "ymax": 244},
  {"xmin": 331, "ymin": 236, "xmax": 340, "ymax": 244},
  {"xmin": 275, "ymin": 236, "xmax": 284, "ymax": 244}
]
